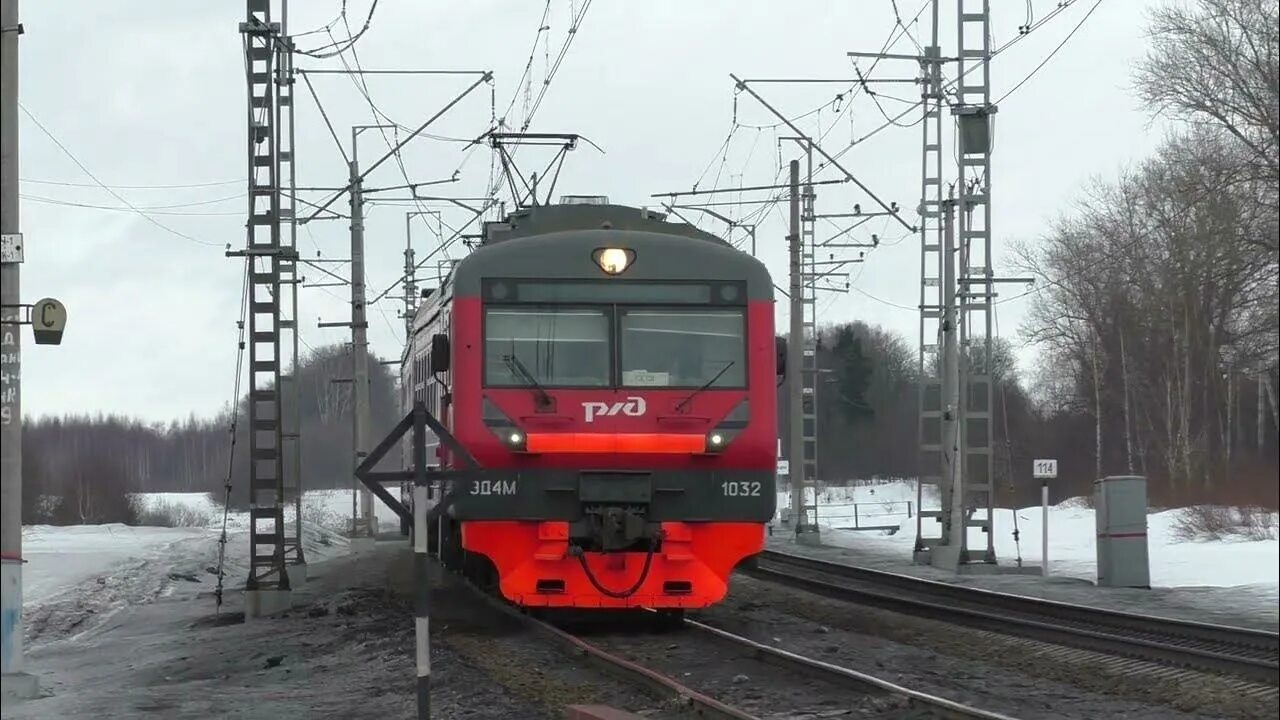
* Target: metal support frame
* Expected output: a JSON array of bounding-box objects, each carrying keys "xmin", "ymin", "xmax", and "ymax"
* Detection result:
[
  {"xmin": 354, "ymin": 401, "xmax": 472, "ymax": 720},
  {"xmin": 953, "ymin": 0, "xmax": 997, "ymax": 565},
  {"xmin": 276, "ymin": 0, "xmax": 305, "ymax": 573},
  {"xmin": 914, "ymin": 0, "xmax": 949, "ymax": 560},
  {"xmin": 485, "ymin": 132, "xmax": 583, "ymax": 208},
  {"xmin": 233, "ymin": 0, "xmax": 296, "ymax": 592},
  {"xmin": 795, "ymin": 139, "xmax": 821, "ymax": 538}
]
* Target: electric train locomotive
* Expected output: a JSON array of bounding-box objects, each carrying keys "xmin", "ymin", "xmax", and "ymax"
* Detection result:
[{"xmin": 400, "ymin": 196, "xmax": 784, "ymax": 613}]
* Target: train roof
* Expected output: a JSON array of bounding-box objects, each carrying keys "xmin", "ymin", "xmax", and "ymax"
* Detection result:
[
  {"xmin": 449, "ymin": 201, "xmax": 772, "ymax": 298},
  {"xmin": 480, "ymin": 202, "xmax": 729, "ymax": 246},
  {"xmin": 404, "ymin": 200, "xmax": 775, "ymax": 356}
]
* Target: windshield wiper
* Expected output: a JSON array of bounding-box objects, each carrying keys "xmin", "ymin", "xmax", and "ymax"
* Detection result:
[
  {"xmin": 503, "ymin": 354, "xmax": 554, "ymax": 410},
  {"xmin": 674, "ymin": 361, "xmax": 735, "ymax": 414}
]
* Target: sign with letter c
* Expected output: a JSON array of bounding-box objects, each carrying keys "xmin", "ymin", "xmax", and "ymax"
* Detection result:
[{"xmin": 32, "ymin": 298, "xmax": 67, "ymax": 346}]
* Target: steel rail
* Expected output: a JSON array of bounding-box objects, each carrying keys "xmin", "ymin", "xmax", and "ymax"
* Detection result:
[
  {"xmin": 753, "ymin": 550, "xmax": 1280, "ymax": 686},
  {"xmin": 459, "ymin": 559, "xmax": 1016, "ymax": 718},
  {"xmin": 682, "ymin": 616, "xmax": 1022, "ymax": 720},
  {"xmin": 463, "ymin": 577, "xmax": 755, "ymax": 719}
]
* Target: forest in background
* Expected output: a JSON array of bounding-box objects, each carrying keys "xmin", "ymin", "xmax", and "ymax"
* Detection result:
[
  {"xmin": 21, "ymin": 344, "xmax": 400, "ymax": 524},
  {"xmin": 18, "ymin": 0, "xmax": 1278, "ymax": 524}
]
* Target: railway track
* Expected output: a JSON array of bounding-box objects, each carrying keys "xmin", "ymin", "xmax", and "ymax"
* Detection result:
[
  {"xmin": 528, "ymin": 610, "xmax": 1021, "ymax": 720},
  {"xmin": 750, "ymin": 549, "xmax": 1280, "ymax": 688},
  {"xmin": 458, "ymin": 567, "xmax": 1017, "ymax": 718}
]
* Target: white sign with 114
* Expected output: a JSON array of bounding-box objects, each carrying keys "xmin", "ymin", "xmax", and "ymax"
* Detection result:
[{"xmin": 1032, "ymin": 458, "xmax": 1058, "ymax": 479}]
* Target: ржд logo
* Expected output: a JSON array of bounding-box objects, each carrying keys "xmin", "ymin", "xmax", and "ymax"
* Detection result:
[{"xmin": 582, "ymin": 396, "xmax": 647, "ymax": 423}]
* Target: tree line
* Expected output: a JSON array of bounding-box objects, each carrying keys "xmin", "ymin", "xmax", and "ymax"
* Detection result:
[
  {"xmin": 1014, "ymin": 0, "xmax": 1278, "ymax": 506},
  {"xmin": 21, "ymin": 343, "xmax": 400, "ymax": 523},
  {"xmin": 777, "ymin": 0, "xmax": 1279, "ymax": 509}
]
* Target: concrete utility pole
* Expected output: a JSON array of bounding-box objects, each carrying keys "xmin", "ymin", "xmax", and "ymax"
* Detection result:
[
  {"xmin": 402, "ymin": 214, "xmax": 417, "ymax": 342},
  {"xmin": 786, "ymin": 159, "xmax": 810, "ymax": 537},
  {"xmin": 348, "ymin": 148, "xmax": 375, "ymax": 543},
  {"xmin": 0, "ymin": 0, "xmax": 37, "ymax": 698},
  {"xmin": 937, "ymin": 196, "xmax": 964, "ymax": 566}
]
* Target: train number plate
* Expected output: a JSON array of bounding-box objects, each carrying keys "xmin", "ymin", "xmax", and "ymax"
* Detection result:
[
  {"xmin": 721, "ymin": 481, "xmax": 762, "ymax": 497},
  {"xmin": 470, "ymin": 479, "xmax": 518, "ymax": 496}
]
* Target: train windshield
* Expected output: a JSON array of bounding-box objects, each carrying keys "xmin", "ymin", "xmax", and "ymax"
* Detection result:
[
  {"xmin": 484, "ymin": 307, "xmax": 611, "ymax": 387},
  {"xmin": 619, "ymin": 309, "xmax": 746, "ymax": 388}
]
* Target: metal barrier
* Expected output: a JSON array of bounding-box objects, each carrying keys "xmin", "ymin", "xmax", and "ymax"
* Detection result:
[{"xmin": 817, "ymin": 500, "xmax": 913, "ymax": 531}]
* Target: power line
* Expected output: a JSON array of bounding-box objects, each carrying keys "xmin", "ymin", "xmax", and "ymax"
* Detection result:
[
  {"xmin": 451, "ymin": 0, "xmax": 599, "ymax": 257},
  {"xmin": 18, "ymin": 103, "xmax": 221, "ymax": 247},
  {"xmin": 820, "ymin": 0, "xmax": 1092, "ymax": 171},
  {"xmin": 682, "ymin": 0, "xmax": 930, "ymax": 237},
  {"xmin": 850, "ymin": 284, "xmax": 918, "ymax": 311},
  {"xmin": 331, "ymin": 18, "xmax": 462, "ymax": 292},
  {"xmin": 20, "ymin": 177, "xmax": 242, "ymax": 190},
  {"xmin": 213, "ymin": 259, "xmax": 251, "ymax": 612},
  {"xmin": 499, "ymin": 0, "xmax": 553, "ymax": 128},
  {"xmin": 20, "ymin": 194, "xmax": 244, "ymax": 217},
  {"xmin": 994, "ymin": 0, "xmax": 1103, "ymax": 106},
  {"xmin": 481, "ymin": 0, "xmax": 596, "ymax": 202},
  {"xmin": 22, "ymin": 191, "xmax": 244, "ymax": 210},
  {"xmin": 294, "ymin": 0, "xmax": 380, "ymax": 58},
  {"xmin": 521, "ymin": 0, "xmax": 594, "ymax": 131}
]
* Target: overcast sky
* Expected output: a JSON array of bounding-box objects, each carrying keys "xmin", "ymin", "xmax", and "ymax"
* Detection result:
[{"xmin": 13, "ymin": 0, "xmax": 1170, "ymax": 423}]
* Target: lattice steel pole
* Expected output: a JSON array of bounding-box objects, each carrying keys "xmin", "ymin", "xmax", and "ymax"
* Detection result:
[
  {"xmin": 954, "ymin": 0, "xmax": 997, "ymax": 565},
  {"xmin": 276, "ymin": 0, "xmax": 306, "ymax": 578},
  {"xmin": 233, "ymin": 0, "xmax": 293, "ymax": 613},
  {"xmin": 913, "ymin": 0, "xmax": 947, "ymax": 563}
]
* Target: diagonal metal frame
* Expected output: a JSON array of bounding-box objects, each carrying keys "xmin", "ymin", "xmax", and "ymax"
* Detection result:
[{"xmin": 354, "ymin": 402, "xmax": 478, "ymax": 525}]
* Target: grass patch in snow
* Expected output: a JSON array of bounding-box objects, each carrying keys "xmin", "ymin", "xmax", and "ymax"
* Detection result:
[
  {"xmin": 132, "ymin": 499, "xmax": 213, "ymax": 528},
  {"xmin": 1171, "ymin": 505, "xmax": 1277, "ymax": 542},
  {"xmin": 301, "ymin": 498, "xmax": 351, "ymax": 542}
]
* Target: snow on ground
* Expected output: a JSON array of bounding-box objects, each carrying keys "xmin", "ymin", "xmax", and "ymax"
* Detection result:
[
  {"xmin": 301, "ymin": 487, "xmax": 405, "ymax": 533},
  {"xmin": 17, "ymin": 481, "xmax": 1276, "ymax": 642},
  {"xmin": 19, "ymin": 488, "xmax": 400, "ymax": 630},
  {"xmin": 770, "ymin": 479, "xmax": 1280, "ymax": 628},
  {"xmin": 21, "ymin": 524, "xmax": 211, "ymax": 608},
  {"xmin": 776, "ymin": 479, "xmax": 1279, "ymax": 591}
]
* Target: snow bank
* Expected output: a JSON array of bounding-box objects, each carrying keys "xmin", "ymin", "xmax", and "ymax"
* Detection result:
[
  {"xmin": 21, "ymin": 524, "xmax": 210, "ymax": 607},
  {"xmin": 19, "ymin": 487, "xmax": 409, "ymax": 613},
  {"xmin": 802, "ymin": 479, "xmax": 1280, "ymax": 593}
]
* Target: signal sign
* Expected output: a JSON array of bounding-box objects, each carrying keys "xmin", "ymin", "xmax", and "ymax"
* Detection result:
[{"xmin": 1032, "ymin": 458, "xmax": 1058, "ymax": 480}]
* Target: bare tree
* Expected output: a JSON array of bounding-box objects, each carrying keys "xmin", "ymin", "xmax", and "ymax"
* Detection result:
[{"xmin": 1136, "ymin": 0, "xmax": 1280, "ymax": 187}]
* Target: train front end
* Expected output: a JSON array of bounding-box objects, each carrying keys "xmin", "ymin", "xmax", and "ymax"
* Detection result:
[{"xmin": 443, "ymin": 203, "xmax": 780, "ymax": 610}]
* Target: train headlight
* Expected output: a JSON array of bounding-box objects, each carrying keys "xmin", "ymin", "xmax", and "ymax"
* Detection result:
[
  {"xmin": 593, "ymin": 247, "xmax": 634, "ymax": 275},
  {"xmin": 505, "ymin": 430, "xmax": 526, "ymax": 450},
  {"xmin": 705, "ymin": 432, "xmax": 726, "ymax": 453}
]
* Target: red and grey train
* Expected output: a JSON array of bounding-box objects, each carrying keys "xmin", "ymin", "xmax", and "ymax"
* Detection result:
[{"xmin": 400, "ymin": 197, "xmax": 784, "ymax": 612}]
